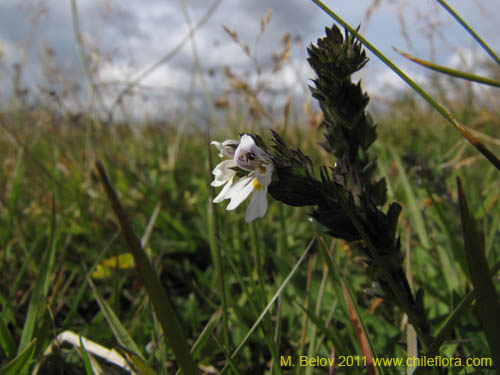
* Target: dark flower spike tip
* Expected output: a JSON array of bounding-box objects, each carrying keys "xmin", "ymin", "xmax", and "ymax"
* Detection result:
[{"xmin": 308, "ymin": 24, "xmax": 379, "ymax": 199}]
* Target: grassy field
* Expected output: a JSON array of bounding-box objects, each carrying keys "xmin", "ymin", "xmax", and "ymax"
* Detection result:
[
  {"xmin": 1, "ymin": 3, "xmax": 500, "ymax": 375},
  {"xmin": 1, "ymin": 77, "xmax": 499, "ymax": 374}
]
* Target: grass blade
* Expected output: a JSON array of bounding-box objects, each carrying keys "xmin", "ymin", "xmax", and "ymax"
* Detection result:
[
  {"xmin": 18, "ymin": 197, "xmax": 57, "ymax": 353},
  {"xmin": 391, "ymin": 149, "xmax": 429, "ymax": 249},
  {"xmin": 174, "ymin": 310, "xmax": 222, "ymax": 375},
  {"xmin": 207, "ymin": 133, "xmax": 230, "ymax": 349},
  {"xmin": 70, "ymin": 0, "xmax": 106, "ymax": 114},
  {"xmin": 405, "ymin": 225, "xmax": 418, "ymax": 375},
  {"xmin": 140, "ymin": 202, "xmax": 161, "ymax": 248},
  {"xmin": 0, "ymin": 338, "xmax": 37, "ymax": 375},
  {"xmin": 427, "ymin": 258, "xmax": 500, "ymax": 357},
  {"xmin": 394, "ymin": 47, "xmax": 500, "ymax": 88},
  {"xmin": 87, "ymin": 276, "xmax": 143, "ymax": 359},
  {"xmin": 79, "ymin": 335, "xmax": 95, "ymax": 375},
  {"xmin": 457, "ymin": 177, "xmax": 500, "ymax": 371},
  {"xmin": 5, "ymin": 148, "xmax": 23, "ymax": 241},
  {"xmin": 436, "ymin": 0, "xmax": 500, "ymax": 66},
  {"xmin": 95, "ymin": 160, "xmax": 199, "ymax": 375},
  {"xmin": 392, "ymin": 149, "xmax": 460, "ymax": 291},
  {"xmin": 62, "ymin": 231, "xmax": 120, "ymax": 329},
  {"xmin": 319, "ymin": 238, "xmax": 379, "ymax": 375},
  {"xmin": 119, "ymin": 346, "xmax": 158, "ymax": 375},
  {"xmin": 190, "ymin": 310, "xmax": 222, "ymax": 360},
  {"xmin": 341, "ymin": 283, "xmax": 375, "ymax": 375},
  {"xmin": 248, "ymin": 222, "xmax": 282, "ymax": 373},
  {"xmin": 211, "ymin": 333, "xmax": 241, "ymax": 375},
  {"xmin": 0, "ymin": 315, "xmax": 16, "ymax": 359},
  {"xmin": 298, "ymin": 256, "xmax": 314, "ymax": 375},
  {"xmin": 220, "ymin": 237, "xmax": 316, "ymax": 374},
  {"xmin": 293, "ymin": 299, "xmax": 349, "ymax": 356},
  {"xmin": 304, "ymin": 261, "xmax": 328, "ymax": 375}
]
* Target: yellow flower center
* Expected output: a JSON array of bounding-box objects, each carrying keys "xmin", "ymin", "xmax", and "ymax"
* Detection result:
[{"xmin": 253, "ymin": 178, "xmax": 264, "ymax": 190}]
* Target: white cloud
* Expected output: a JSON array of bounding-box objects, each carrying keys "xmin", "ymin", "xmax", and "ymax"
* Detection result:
[
  {"xmin": 0, "ymin": 0, "xmax": 498, "ymax": 120},
  {"xmin": 362, "ymin": 67, "xmax": 426, "ymax": 95},
  {"xmin": 0, "ymin": 37, "xmax": 20, "ymax": 65},
  {"xmin": 447, "ymin": 48, "xmax": 477, "ymax": 70}
]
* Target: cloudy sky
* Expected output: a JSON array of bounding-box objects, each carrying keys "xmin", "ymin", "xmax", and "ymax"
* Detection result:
[{"xmin": 1, "ymin": 0, "xmax": 497, "ymax": 121}]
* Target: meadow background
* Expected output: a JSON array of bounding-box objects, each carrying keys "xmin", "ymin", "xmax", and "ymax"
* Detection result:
[{"xmin": 0, "ymin": 0, "xmax": 500, "ymax": 374}]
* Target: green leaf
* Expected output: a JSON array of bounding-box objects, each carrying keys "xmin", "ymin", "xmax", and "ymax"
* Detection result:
[
  {"xmin": 393, "ymin": 150, "xmax": 461, "ymax": 292},
  {"xmin": 293, "ymin": 301, "xmax": 348, "ymax": 356},
  {"xmin": 191, "ymin": 310, "xmax": 222, "ymax": 360},
  {"xmin": 0, "ymin": 314, "xmax": 15, "ymax": 359},
  {"xmin": 405, "ymin": 228, "xmax": 418, "ymax": 375},
  {"xmin": 119, "ymin": 345, "xmax": 158, "ymax": 375},
  {"xmin": 220, "ymin": 237, "xmax": 316, "ymax": 374},
  {"xmin": 5, "ymin": 148, "xmax": 24, "ymax": 241},
  {"xmin": 427, "ymin": 259, "xmax": 500, "ymax": 356},
  {"xmin": 88, "ymin": 276, "xmax": 144, "ymax": 360},
  {"xmin": 457, "ymin": 177, "xmax": 500, "ymax": 371},
  {"xmin": 79, "ymin": 335, "xmax": 95, "ymax": 375},
  {"xmin": 318, "ymin": 238, "xmax": 380, "ymax": 375},
  {"xmin": 394, "ymin": 47, "xmax": 500, "ymax": 88},
  {"xmin": 0, "ymin": 338, "xmax": 37, "ymax": 375},
  {"xmin": 392, "ymin": 149, "xmax": 429, "ymax": 249},
  {"xmin": 62, "ymin": 231, "xmax": 120, "ymax": 329},
  {"xmin": 18, "ymin": 197, "xmax": 58, "ymax": 354},
  {"xmin": 95, "ymin": 160, "xmax": 199, "ymax": 375}
]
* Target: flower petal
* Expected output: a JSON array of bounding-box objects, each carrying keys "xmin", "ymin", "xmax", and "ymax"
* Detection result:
[
  {"xmin": 211, "ymin": 139, "xmax": 239, "ymax": 158},
  {"xmin": 211, "ymin": 160, "xmax": 237, "ymax": 187},
  {"xmin": 213, "ymin": 176, "xmax": 234, "ymax": 203},
  {"xmin": 212, "ymin": 159, "xmax": 236, "ymax": 176},
  {"xmin": 245, "ymin": 187, "xmax": 268, "ymax": 223},
  {"xmin": 234, "ymin": 134, "xmax": 270, "ymax": 170},
  {"xmin": 211, "ymin": 141, "xmax": 224, "ymax": 158},
  {"xmin": 226, "ymin": 176, "xmax": 254, "ymax": 210}
]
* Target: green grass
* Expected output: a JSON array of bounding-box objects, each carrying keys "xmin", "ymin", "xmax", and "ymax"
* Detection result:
[{"xmin": 0, "ymin": 87, "xmax": 498, "ymax": 374}]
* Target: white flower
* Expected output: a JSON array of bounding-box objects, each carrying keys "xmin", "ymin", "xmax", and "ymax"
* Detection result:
[
  {"xmin": 226, "ymin": 163, "xmax": 273, "ymax": 222},
  {"xmin": 211, "ymin": 139, "xmax": 239, "ymax": 158},
  {"xmin": 211, "ymin": 134, "xmax": 274, "ymax": 222},
  {"xmin": 211, "ymin": 159, "xmax": 237, "ymax": 203},
  {"xmin": 234, "ymin": 134, "xmax": 272, "ymax": 171}
]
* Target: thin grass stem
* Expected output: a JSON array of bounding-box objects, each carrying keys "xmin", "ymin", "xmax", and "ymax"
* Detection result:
[
  {"xmin": 220, "ymin": 237, "xmax": 316, "ymax": 374},
  {"xmin": 436, "ymin": 0, "xmax": 500, "ymax": 66},
  {"xmin": 394, "ymin": 47, "xmax": 500, "ymax": 88}
]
